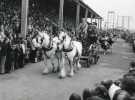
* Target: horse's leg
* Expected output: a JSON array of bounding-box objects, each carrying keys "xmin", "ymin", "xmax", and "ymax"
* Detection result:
[
  {"xmin": 77, "ymin": 57, "xmax": 81, "ymax": 69},
  {"xmin": 68, "ymin": 58, "xmax": 74, "ymax": 77},
  {"xmin": 104, "ymin": 50, "xmax": 106, "ymax": 55},
  {"xmin": 76, "ymin": 47, "xmax": 82, "ymax": 70},
  {"xmin": 57, "ymin": 57, "xmax": 60, "ymax": 72},
  {"xmin": 56, "ymin": 52, "xmax": 62, "ymax": 72},
  {"xmin": 42, "ymin": 52, "xmax": 49, "ymax": 74},
  {"xmin": 52, "ymin": 55, "xmax": 58, "ymax": 73},
  {"xmin": 111, "ymin": 46, "xmax": 112, "ymax": 53},
  {"xmin": 74, "ymin": 57, "xmax": 81, "ymax": 72},
  {"xmin": 51, "ymin": 61, "xmax": 55, "ymax": 73},
  {"xmin": 59, "ymin": 54, "xmax": 66, "ymax": 78}
]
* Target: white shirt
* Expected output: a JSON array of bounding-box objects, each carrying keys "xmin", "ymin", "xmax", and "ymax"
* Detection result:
[
  {"xmin": 0, "ymin": 31, "xmax": 5, "ymax": 42},
  {"xmin": 108, "ymin": 84, "xmax": 121, "ymax": 100},
  {"xmin": 20, "ymin": 44, "xmax": 26, "ymax": 54}
]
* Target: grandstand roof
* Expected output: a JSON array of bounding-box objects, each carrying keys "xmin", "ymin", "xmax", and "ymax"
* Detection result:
[
  {"xmin": 80, "ymin": 0, "xmax": 102, "ymax": 19},
  {"xmin": 73, "ymin": 0, "xmax": 102, "ymax": 19},
  {"xmin": 41, "ymin": 0, "xmax": 102, "ymax": 19}
]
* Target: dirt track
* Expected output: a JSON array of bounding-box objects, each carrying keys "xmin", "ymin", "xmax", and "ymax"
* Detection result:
[{"xmin": 0, "ymin": 39, "xmax": 134, "ymax": 100}]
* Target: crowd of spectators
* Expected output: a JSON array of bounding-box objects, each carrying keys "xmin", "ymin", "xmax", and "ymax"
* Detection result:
[
  {"xmin": 0, "ymin": 0, "xmax": 78, "ymax": 74},
  {"xmin": 0, "ymin": 0, "xmax": 24, "ymax": 74},
  {"xmin": 69, "ymin": 61, "xmax": 135, "ymax": 100},
  {"xmin": 0, "ymin": 0, "xmax": 105, "ymax": 74}
]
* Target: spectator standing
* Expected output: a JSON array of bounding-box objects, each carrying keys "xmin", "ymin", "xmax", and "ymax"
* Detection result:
[
  {"xmin": 0, "ymin": 25, "xmax": 7, "ymax": 73},
  {"xmin": 77, "ymin": 18, "xmax": 88, "ymax": 40},
  {"xmin": 30, "ymin": 33, "xmax": 41, "ymax": 63},
  {"xmin": 0, "ymin": 37, "xmax": 10, "ymax": 74}
]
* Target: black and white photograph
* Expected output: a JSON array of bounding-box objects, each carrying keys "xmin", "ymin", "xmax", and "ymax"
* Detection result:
[{"xmin": 0, "ymin": 0, "xmax": 135, "ymax": 100}]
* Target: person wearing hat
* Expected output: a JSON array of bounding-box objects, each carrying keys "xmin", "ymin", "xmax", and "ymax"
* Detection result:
[
  {"xmin": 13, "ymin": 20, "xmax": 21, "ymax": 39},
  {"xmin": 15, "ymin": 36, "xmax": 26, "ymax": 69},
  {"xmin": 0, "ymin": 24, "xmax": 9, "ymax": 74},
  {"xmin": 77, "ymin": 18, "xmax": 88, "ymax": 41},
  {"xmin": 0, "ymin": 24, "xmax": 6, "ymax": 42},
  {"xmin": 129, "ymin": 61, "xmax": 135, "ymax": 73}
]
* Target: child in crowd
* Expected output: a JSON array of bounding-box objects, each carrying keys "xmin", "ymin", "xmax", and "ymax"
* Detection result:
[
  {"xmin": 69, "ymin": 93, "xmax": 81, "ymax": 100},
  {"xmin": 82, "ymin": 88, "xmax": 92, "ymax": 100},
  {"xmin": 129, "ymin": 61, "xmax": 135, "ymax": 73}
]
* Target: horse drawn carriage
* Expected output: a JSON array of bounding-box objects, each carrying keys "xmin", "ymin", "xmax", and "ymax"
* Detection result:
[{"xmin": 78, "ymin": 22, "xmax": 100, "ymax": 68}]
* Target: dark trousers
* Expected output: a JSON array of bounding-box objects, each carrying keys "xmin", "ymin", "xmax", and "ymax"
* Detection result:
[
  {"xmin": 5, "ymin": 47, "xmax": 16, "ymax": 73},
  {"xmin": 0, "ymin": 55, "xmax": 7, "ymax": 74},
  {"xmin": 15, "ymin": 48, "xmax": 24, "ymax": 69},
  {"xmin": 30, "ymin": 48, "xmax": 43, "ymax": 62},
  {"xmin": 0, "ymin": 44, "xmax": 8, "ymax": 74}
]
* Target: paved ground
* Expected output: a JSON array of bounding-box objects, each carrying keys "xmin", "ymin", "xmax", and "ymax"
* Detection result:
[{"xmin": 0, "ymin": 39, "xmax": 134, "ymax": 100}]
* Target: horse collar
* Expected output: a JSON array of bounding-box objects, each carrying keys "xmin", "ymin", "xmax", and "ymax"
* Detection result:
[{"xmin": 63, "ymin": 40, "xmax": 73, "ymax": 52}]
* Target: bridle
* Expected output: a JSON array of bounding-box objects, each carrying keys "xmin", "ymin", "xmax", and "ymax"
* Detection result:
[{"xmin": 58, "ymin": 33, "xmax": 73, "ymax": 52}]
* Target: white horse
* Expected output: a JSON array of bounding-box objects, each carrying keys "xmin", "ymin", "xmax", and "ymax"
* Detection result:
[
  {"xmin": 37, "ymin": 31, "xmax": 61, "ymax": 74},
  {"xmin": 58, "ymin": 31, "xmax": 82, "ymax": 78}
]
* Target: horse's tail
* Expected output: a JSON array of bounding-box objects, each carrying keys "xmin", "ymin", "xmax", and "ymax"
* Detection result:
[
  {"xmin": 77, "ymin": 42, "xmax": 82, "ymax": 57},
  {"xmin": 72, "ymin": 41, "xmax": 82, "ymax": 56}
]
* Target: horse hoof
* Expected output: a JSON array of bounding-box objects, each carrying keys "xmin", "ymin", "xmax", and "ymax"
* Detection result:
[
  {"xmin": 42, "ymin": 69, "xmax": 49, "ymax": 75},
  {"xmin": 42, "ymin": 71, "xmax": 49, "ymax": 75},
  {"xmin": 74, "ymin": 69, "xmax": 78, "ymax": 73},
  {"xmin": 78, "ymin": 65, "xmax": 82, "ymax": 69},
  {"xmin": 52, "ymin": 68, "xmax": 57, "ymax": 73},
  {"xmin": 42, "ymin": 73, "xmax": 48, "ymax": 75},
  {"xmin": 58, "ymin": 71, "xmax": 66, "ymax": 79},
  {"xmin": 59, "ymin": 75, "xmax": 66, "ymax": 79},
  {"xmin": 68, "ymin": 73, "xmax": 74, "ymax": 77},
  {"xmin": 53, "ymin": 70, "xmax": 57, "ymax": 73}
]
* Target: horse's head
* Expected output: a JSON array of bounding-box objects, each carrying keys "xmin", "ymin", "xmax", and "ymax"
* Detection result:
[
  {"xmin": 56, "ymin": 31, "xmax": 66, "ymax": 50},
  {"xmin": 58, "ymin": 31, "xmax": 66, "ymax": 42},
  {"xmin": 37, "ymin": 31, "xmax": 50, "ymax": 45},
  {"xmin": 52, "ymin": 36, "xmax": 61, "ymax": 50},
  {"xmin": 58, "ymin": 31, "xmax": 72, "ymax": 51}
]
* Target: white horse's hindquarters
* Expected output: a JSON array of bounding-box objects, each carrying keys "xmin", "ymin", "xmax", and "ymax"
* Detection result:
[
  {"xmin": 72, "ymin": 41, "xmax": 82, "ymax": 56},
  {"xmin": 65, "ymin": 41, "xmax": 82, "ymax": 59},
  {"xmin": 65, "ymin": 46, "xmax": 78, "ymax": 59}
]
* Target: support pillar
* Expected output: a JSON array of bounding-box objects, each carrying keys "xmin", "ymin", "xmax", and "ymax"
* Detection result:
[
  {"xmin": 21, "ymin": 0, "xmax": 29, "ymax": 38},
  {"xmin": 91, "ymin": 14, "xmax": 93, "ymax": 23},
  {"xmin": 59, "ymin": 0, "xmax": 64, "ymax": 30},
  {"xmin": 98, "ymin": 19, "xmax": 100, "ymax": 29},
  {"xmin": 85, "ymin": 9, "xmax": 88, "ymax": 20},
  {"xmin": 100, "ymin": 19, "xmax": 102, "ymax": 30},
  {"xmin": 76, "ymin": 3, "xmax": 80, "ymax": 29}
]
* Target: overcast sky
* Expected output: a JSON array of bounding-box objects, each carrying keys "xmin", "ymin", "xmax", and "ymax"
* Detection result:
[{"xmin": 83, "ymin": 0, "xmax": 135, "ymax": 30}]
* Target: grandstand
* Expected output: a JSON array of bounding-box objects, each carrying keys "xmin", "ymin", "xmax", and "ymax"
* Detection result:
[{"xmin": 0, "ymin": 0, "xmax": 102, "ymax": 37}]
